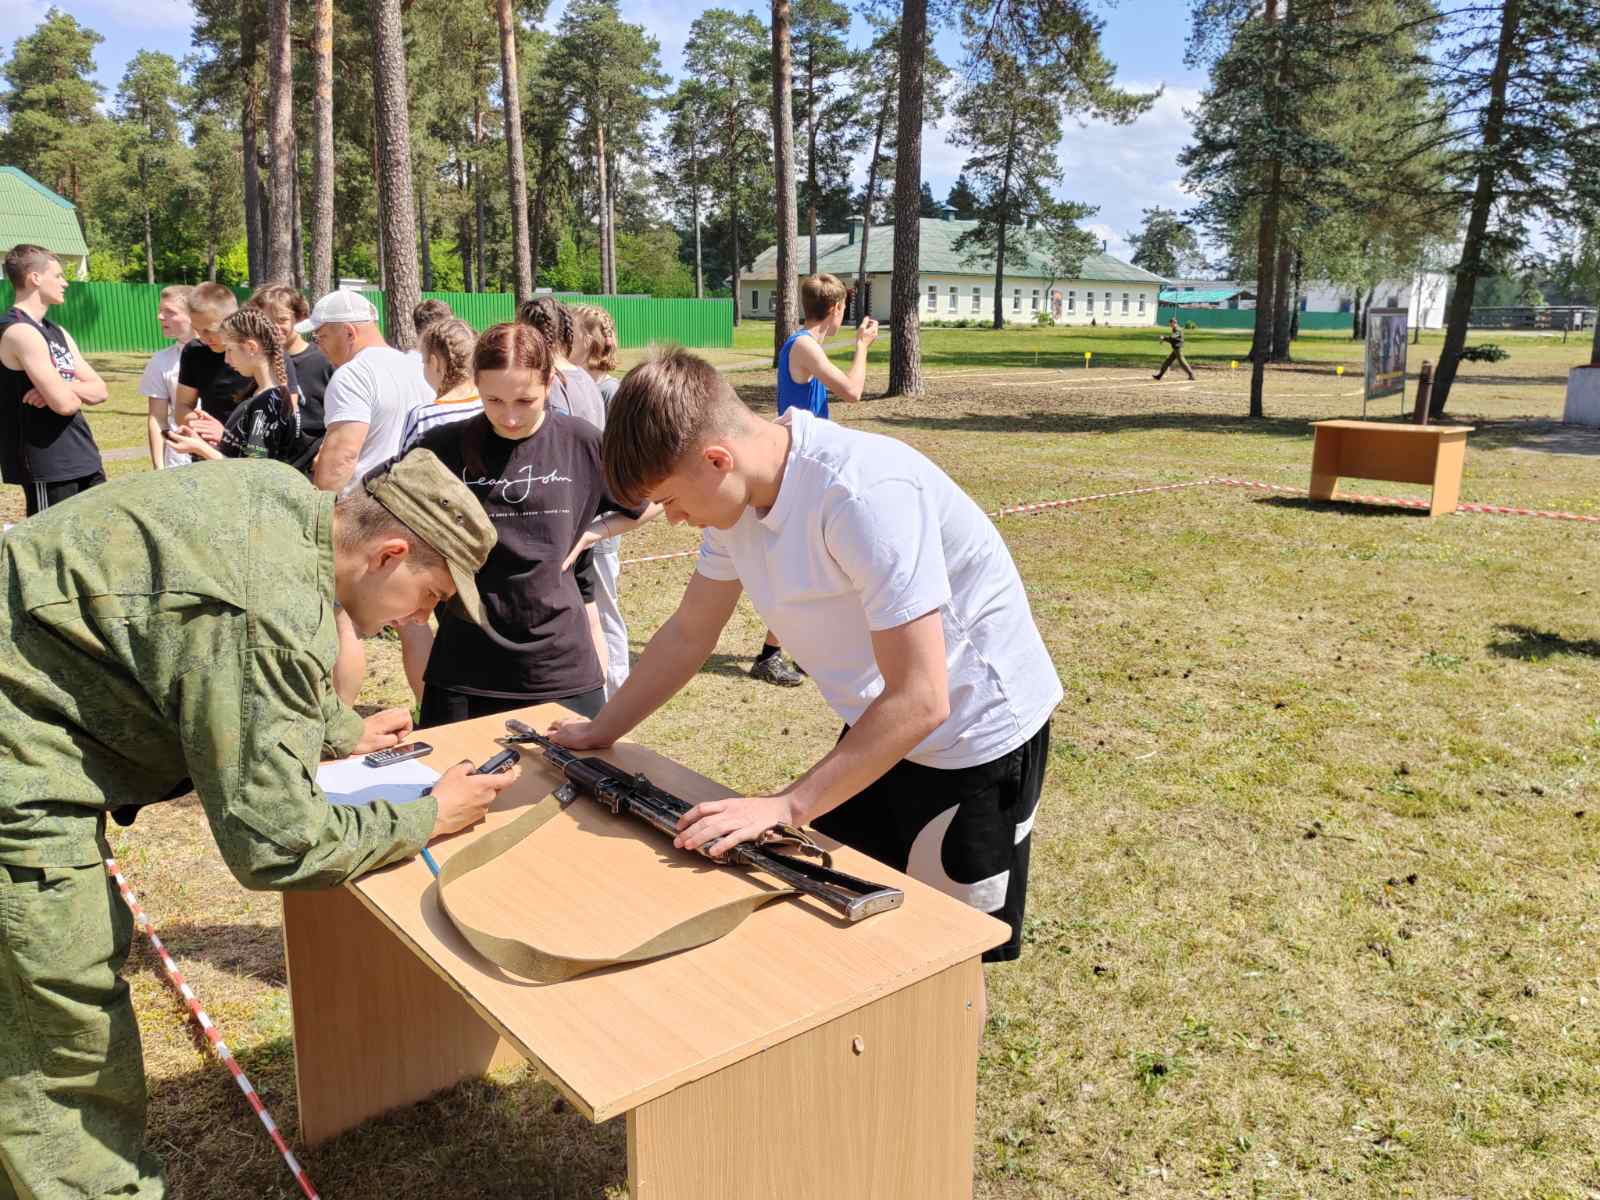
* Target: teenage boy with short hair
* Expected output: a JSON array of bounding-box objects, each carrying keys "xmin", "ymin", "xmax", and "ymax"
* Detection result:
[
  {"xmin": 173, "ymin": 281, "xmax": 249, "ymax": 446},
  {"xmin": 0, "ymin": 244, "xmax": 109, "ymax": 516},
  {"xmin": 141, "ymin": 285, "xmax": 194, "ymax": 469},
  {"xmin": 551, "ymin": 349, "xmax": 1061, "ymax": 1007}
]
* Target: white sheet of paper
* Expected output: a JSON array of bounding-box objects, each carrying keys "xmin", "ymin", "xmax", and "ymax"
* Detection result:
[{"xmin": 317, "ymin": 756, "xmax": 440, "ymax": 807}]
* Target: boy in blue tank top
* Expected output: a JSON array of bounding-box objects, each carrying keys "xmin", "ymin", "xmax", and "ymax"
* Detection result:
[{"xmin": 756, "ymin": 274, "xmax": 880, "ymax": 685}]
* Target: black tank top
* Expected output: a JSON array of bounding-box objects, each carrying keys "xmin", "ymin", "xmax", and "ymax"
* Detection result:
[{"xmin": 0, "ymin": 307, "xmax": 102, "ymax": 484}]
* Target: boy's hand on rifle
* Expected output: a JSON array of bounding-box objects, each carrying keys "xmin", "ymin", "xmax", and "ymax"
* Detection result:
[
  {"xmin": 546, "ymin": 717, "xmax": 612, "ymax": 751},
  {"xmin": 675, "ymin": 794, "xmax": 799, "ymax": 859}
]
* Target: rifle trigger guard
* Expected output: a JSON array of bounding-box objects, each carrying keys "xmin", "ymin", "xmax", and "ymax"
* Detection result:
[
  {"xmin": 760, "ymin": 823, "xmax": 834, "ymax": 869},
  {"xmin": 553, "ymin": 783, "xmax": 578, "ymax": 808}
]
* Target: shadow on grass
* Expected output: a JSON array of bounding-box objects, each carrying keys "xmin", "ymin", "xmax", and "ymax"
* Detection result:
[
  {"xmin": 1252, "ymin": 495, "xmax": 1431, "ymax": 519},
  {"xmin": 146, "ymin": 1038, "xmax": 627, "ymax": 1199},
  {"xmin": 863, "ymin": 408, "xmax": 1319, "ymax": 440},
  {"xmin": 1457, "ymin": 420, "xmax": 1600, "ymax": 457},
  {"xmin": 132, "ymin": 920, "xmax": 289, "ymax": 986},
  {"xmin": 1486, "ymin": 624, "xmax": 1600, "ymax": 662}
]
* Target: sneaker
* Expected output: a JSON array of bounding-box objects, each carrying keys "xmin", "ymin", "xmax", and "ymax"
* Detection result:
[
  {"xmin": 750, "ymin": 653, "xmax": 805, "ymax": 687},
  {"xmin": 1152, "ymin": 373, "xmax": 1163, "ymax": 380}
]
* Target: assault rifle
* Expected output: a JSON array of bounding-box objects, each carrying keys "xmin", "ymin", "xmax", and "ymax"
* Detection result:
[{"xmin": 500, "ymin": 719, "xmax": 904, "ymax": 922}]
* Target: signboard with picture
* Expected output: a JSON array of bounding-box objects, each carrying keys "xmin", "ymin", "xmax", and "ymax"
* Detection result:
[{"xmin": 1364, "ymin": 307, "xmax": 1409, "ymax": 415}]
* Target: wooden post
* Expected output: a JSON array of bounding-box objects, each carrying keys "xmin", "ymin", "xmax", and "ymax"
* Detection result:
[{"xmin": 1413, "ymin": 360, "xmax": 1433, "ymax": 425}]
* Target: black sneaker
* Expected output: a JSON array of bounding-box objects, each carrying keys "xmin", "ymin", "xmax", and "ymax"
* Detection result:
[{"xmin": 750, "ymin": 653, "xmax": 805, "ymax": 687}]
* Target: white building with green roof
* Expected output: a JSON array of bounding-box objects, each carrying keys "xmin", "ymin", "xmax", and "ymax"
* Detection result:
[
  {"xmin": 740, "ymin": 214, "xmax": 1167, "ymax": 327},
  {"xmin": 0, "ymin": 167, "xmax": 89, "ymax": 279}
]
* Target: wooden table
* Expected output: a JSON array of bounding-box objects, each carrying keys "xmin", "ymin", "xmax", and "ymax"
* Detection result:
[
  {"xmin": 1309, "ymin": 420, "xmax": 1473, "ymax": 517},
  {"xmin": 282, "ymin": 704, "xmax": 1010, "ymax": 1199}
]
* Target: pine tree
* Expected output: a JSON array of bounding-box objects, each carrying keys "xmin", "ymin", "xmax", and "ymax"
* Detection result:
[
  {"xmin": 791, "ymin": 0, "xmax": 859, "ymax": 274},
  {"xmin": 771, "ymin": 0, "xmax": 801, "ymax": 356},
  {"xmin": 114, "ymin": 52, "xmax": 188, "ymax": 284},
  {"xmin": 1127, "ymin": 207, "xmax": 1201, "ymax": 279},
  {"xmin": 371, "ymin": 0, "xmax": 421, "ymax": 345}
]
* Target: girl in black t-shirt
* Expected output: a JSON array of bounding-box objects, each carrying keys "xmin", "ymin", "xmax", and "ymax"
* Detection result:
[
  {"xmin": 166, "ymin": 309, "xmax": 308, "ymax": 464},
  {"xmin": 411, "ymin": 322, "xmax": 657, "ymax": 727}
]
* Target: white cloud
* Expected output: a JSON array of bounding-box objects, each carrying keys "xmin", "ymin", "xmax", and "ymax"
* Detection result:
[{"xmin": 54, "ymin": 0, "xmax": 195, "ymax": 34}]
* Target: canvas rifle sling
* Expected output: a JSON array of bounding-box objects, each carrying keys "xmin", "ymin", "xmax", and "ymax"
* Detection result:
[{"xmin": 433, "ymin": 788, "xmax": 799, "ymax": 983}]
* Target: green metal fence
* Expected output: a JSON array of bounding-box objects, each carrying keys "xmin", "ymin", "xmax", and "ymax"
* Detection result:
[
  {"xmin": 0, "ymin": 281, "xmax": 733, "ymax": 354},
  {"xmin": 1157, "ymin": 303, "xmax": 1353, "ymax": 332}
]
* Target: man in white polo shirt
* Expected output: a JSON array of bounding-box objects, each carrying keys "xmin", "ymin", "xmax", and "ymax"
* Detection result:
[
  {"xmin": 307, "ymin": 290, "xmax": 434, "ymax": 495},
  {"xmin": 550, "ymin": 347, "xmax": 1061, "ymax": 977},
  {"xmin": 306, "ymin": 289, "xmax": 434, "ymax": 701}
]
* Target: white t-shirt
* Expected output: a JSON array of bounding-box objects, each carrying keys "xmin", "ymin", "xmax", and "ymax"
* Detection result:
[
  {"xmin": 138, "ymin": 342, "xmax": 189, "ymax": 468},
  {"xmin": 696, "ymin": 409, "xmax": 1062, "ymax": 769},
  {"xmin": 323, "ymin": 345, "xmax": 435, "ymax": 481}
]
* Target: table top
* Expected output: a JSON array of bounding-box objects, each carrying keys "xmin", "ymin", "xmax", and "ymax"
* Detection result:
[
  {"xmin": 1312, "ymin": 419, "xmax": 1474, "ymax": 435},
  {"xmin": 345, "ymin": 704, "xmax": 1011, "ymax": 1121}
]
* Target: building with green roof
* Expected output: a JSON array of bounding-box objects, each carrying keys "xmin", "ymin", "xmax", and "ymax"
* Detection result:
[
  {"xmin": 741, "ymin": 213, "xmax": 1167, "ymax": 327},
  {"xmin": 0, "ymin": 166, "xmax": 90, "ymax": 279}
]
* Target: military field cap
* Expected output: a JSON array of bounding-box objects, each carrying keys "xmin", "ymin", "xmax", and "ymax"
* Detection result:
[
  {"xmin": 362, "ymin": 449, "xmax": 496, "ymax": 626},
  {"xmin": 296, "ymin": 289, "xmax": 380, "ymax": 335}
]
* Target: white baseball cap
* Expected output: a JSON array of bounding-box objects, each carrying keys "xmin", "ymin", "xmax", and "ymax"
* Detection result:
[{"xmin": 296, "ymin": 290, "xmax": 379, "ymax": 335}]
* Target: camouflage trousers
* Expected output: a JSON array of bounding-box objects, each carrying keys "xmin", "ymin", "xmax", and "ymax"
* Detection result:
[
  {"xmin": 1155, "ymin": 348, "xmax": 1196, "ymax": 380},
  {"xmin": 0, "ymin": 861, "xmax": 165, "ymax": 1199}
]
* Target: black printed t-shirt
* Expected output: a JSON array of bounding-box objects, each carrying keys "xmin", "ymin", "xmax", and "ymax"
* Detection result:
[
  {"xmin": 217, "ymin": 387, "xmax": 306, "ymax": 463},
  {"xmin": 178, "ymin": 341, "xmax": 299, "ymax": 424},
  {"xmin": 0, "ymin": 307, "xmax": 103, "ymax": 484},
  {"xmin": 415, "ymin": 410, "xmax": 639, "ymax": 700}
]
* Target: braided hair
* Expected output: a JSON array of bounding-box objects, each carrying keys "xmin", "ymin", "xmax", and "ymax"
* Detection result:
[
  {"xmin": 420, "ymin": 318, "xmax": 476, "ymax": 392},
  {"xmin": 221, "ymin": 306, "xmax": 291, "ymax": 404},
  {"xmin": 516, "ymin": 295, "xmax": 576, "ymax": 358},
  {"xmin": 573, "ymin": 305, "xmax": 618, "ymax": 373}
]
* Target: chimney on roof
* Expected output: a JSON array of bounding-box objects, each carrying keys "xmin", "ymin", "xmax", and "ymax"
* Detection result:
[{"xmin": 847, "ymin": 214, "xmax": 863, "ymax": 245}]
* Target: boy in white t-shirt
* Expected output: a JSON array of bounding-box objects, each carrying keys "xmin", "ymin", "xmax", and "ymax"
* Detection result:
[
  {"xmin": 550, "ymin": 348, "xmax": 1062, "ymax": 994},
  {"xmin": 140, "ymin": 285, "xmax": 194, "ymax": 469}
]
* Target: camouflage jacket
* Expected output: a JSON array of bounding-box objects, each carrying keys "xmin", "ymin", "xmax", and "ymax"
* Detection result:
[{"xmin": 0, "ymin": 459, "xmax": 435, "ymax": 885}]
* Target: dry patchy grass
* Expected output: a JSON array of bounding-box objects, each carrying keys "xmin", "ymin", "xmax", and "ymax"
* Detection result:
[{"xmin": 9, "ymin": 343, "xmax": 1600, "ymax": 1198}]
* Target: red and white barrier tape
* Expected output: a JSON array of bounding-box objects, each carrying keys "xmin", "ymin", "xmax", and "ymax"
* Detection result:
[
  {"xmin": 104, "ymin": 858, "xmax": 320, "ymax": 1200},
  {"xmin": 617, "ymin": 474, "xmax": 1600, "ymax": 566}
]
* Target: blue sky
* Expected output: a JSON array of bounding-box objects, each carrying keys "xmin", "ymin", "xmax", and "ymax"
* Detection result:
[{"xmin": 15, "ymin": 0, "xmax": 1205, "ymax": 261}]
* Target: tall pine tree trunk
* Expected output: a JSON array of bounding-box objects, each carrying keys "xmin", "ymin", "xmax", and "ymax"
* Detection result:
[
  {"xmin": 1270, "ymin": 230, "xmax": 1293, "ymax": 361},
  {"xmin": 460, "ymin": 210, "xmax": 475, "ymax": 293},
  {"xmin": 473, "ymin": 91, "xmax": 487, "ymax": 292},
  {"xmin": 530, "ymin": 151, "xmax": 549, "ymax": 291},
  {"xmin": 291, "ymin": 132, "xmax": 305, "ymax": 289},
  {"xmin": 855, "ymin": 95, "xmax": 889, "ymax": 323},
  {"xmin": 141, "ymin": 157, "xmax": 155, "ymax": 284},
  {"xmin": 1247, "ymin": 0, "xmax": 1282, "ymax": 417},
  {"xmin": 729, "ymin": 143, "xmax": 742, "ymax": 328},
  {"xmin": 886, "ymin": 0, "xmax": 927, "ymax": 398},
  {"xmin": 497, "ymin": 0, "xmax": 534, "ymax": 302},
  {"xmin": 311, "ymin": 0, "xmax": 335, "ymax": 297},
  {"xmin": 241, "ymin": 0, "xmax": 264, "ymax": 286},
  {"xmin": 772, "ymin": 0, "xmax": 800, "ymax": 364},
  {"xmin": 1431, "ymin": 0, "xmax": 1520, "ymax": 416},
  {"xmin": 691, "ymin": 144, "xmax": 704, "ymax": 298},
  {"xmin": 264, "ymin": 0, "xmax": 294, "ymax": 284},
  {"xmin": 1288, "ymin": 249, "xmax": 1303, "ymax": 339},
  {"xmin": 371, "ymin": 0, "xmax": 421, "ymax": 347},
  {"xmin": 419, "ymin": 181, "xmax": 433, "ymax": 291},
  {"xmin": 595, "ymin": 122, "xmax": 613, "ymax": 295},
  {"xmin": 990, "ymin": 115, "xmax": 1017, "ymax": 331},
  {"xmin": 805, "ymin": 44, "xmax": 818, "ymax": 275}
]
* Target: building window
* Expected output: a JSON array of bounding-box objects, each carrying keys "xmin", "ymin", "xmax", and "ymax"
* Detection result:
[
  {"xmin": 1386, "ymin": 294, "xmax": 1399, "ymax": 308},
  {"xmin": 971, "ymin": 286, "xmax": 982, "ymax": 313},
  {"xmin": 1086, "ymin": 292, "xmax": 1094, "ymax": 314},
  {"xmin": 1300, "ymin": 296, "xmax": 1309, "ymax": 312},
  {"xmin": 1031, "ymin": 289, "xmax": 1040, "ymax": 311},
  {"xmin": 1121, "ymin": 292, "xmax": 1129, "ymax": 315},
  {"xmin": 768, "ymin": 293, "xmax": 775, "ymax": 313},
  {"xmin": 1104, "ymin": 291, "xmax": 1112, "ymax": 311},
  {"xmin": 751, "ymin": 290, "xmax": 759, "ymax": 312},
  {"xmin": 1339, "ymin": 298, "xmax": 1352, "ymax": 313},
  {"xmin": 1068, "ymin": 290, "xmax": 1076, "ymax": 313},
  {"xmin": 1012, "ymin": 289, "xmax": 1021, "ymax": 312},
  {"xmin": 948, "ymin": 286, "xmax": 958, "ymax": 312},
  {"xmin": 927, "ymin": 284, "xmax": 938, "ymax": 310},
  {"xmin": 1138, "ymin": 292, "xmax": 1146, "ymax": 315}
]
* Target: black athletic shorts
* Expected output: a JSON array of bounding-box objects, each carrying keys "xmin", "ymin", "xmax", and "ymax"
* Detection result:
[
  {"xmin": 22, "ymin": 469, "xmax": 105, "ymax": 518},
  {"xmin": 812, "ymin": 720, "xmax": 1051, "ymax": 963}
]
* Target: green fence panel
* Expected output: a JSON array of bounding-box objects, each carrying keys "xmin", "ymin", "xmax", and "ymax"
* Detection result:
[
  {"xmin": 1157, "ymin": 303, "xmax": 1353, "ymax": 332},
  {"xmin": 0, "ymin": 281, "xmax": 733, "ymax": 354}
]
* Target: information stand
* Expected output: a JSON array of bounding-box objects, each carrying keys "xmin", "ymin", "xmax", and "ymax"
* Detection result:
[{"xmin": 282, "ymin": 704, "xmax": 1010, "ymax": 1198}]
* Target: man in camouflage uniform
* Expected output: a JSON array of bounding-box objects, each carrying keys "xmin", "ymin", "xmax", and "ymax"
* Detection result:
[
  {"xmin": 1153, "ymin": 316, "xmax": 1196, "ymax": 381},
  {"xmin": 0, "ymin": 452, "xmax": 518, "ymax": 1199}
]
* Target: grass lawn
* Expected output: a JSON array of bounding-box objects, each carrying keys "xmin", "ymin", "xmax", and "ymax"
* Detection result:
[{"xmin": 5, "ymin": 341, "xmax": 1600, "ymax": 1198}]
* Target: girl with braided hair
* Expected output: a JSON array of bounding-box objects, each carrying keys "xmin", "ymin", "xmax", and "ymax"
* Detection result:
[
  {"xmin": 165, "ymin": 307, "xmax": 310, "ymax": 464},
  {"xmin": 516, "ymin": 295, "xmax": 606, "ymax": 430}
]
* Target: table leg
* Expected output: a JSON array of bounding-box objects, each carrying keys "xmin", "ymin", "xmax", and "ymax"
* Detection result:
[
  {"xmin": 1429, "ymin": 435, "xmax": 1467, "ymax": 517},
  {"xmin": 1309, "ymin": 427, "xmax": 1341, "ymax": 502},
  {"xmin": 627, "ymin": 958, "xmax": 984, "ymax": 1200},
  {"xmin": 283, "ymin": 886, "xmax": 521, "ymax": 1144}
]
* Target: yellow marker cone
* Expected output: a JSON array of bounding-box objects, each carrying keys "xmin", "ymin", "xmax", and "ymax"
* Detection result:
[
  {"xmin": 1230, "ymin": 360, "xmax": 1238, "ymax": 370},
  {"xmin": 1084, "ymin": 351, "xmax": 1092, "ymax": 368},
  {"xmin": 1336, "ymin": 365, "xmax": 1345, "ymax": 376}
]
